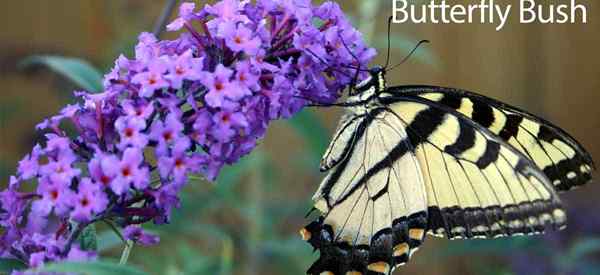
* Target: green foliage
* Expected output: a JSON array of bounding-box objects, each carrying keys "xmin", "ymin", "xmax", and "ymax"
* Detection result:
[
  {"xmin": 79, "ymin": 224, "xmax": 99, "ymax": 251},
  {"xmin": 97, "ymin": 228, "xmax": 126, "ymax": 253},
  {"xmin": 33, "ymin": 261, "xmax": 147, "ymax": 275},
  {"xmin": 20, "ymin": 55, "xmax": 103, "ymax": 92},
  {"xmin": 0, "ymin": 258, "xmax": 26, "ymax": 273},
  {"xmin": 286, "ymin": 109, "xmax": 330, "ymax": 161}
]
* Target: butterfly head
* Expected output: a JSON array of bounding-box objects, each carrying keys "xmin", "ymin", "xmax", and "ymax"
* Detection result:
[
  {"xmin": 370, "ymin": 65, "xmax": 387, "ymax": 90},
  {"xmin": 352, "ymin": 66, "xmax": 387, "ymax": 98}
]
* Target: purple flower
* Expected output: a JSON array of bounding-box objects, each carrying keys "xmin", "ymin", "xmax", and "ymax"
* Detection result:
[
  {"xmin": 212, "ymin": 107, "xmax": 248, "ymax": 142},
  {"xmin": 32, "ymin": 177, "xmax": 74, "ymax": 217},
  {"xmin": 219, "ymin": 22, "xmax": 262, "ymax": 55},
  {"xmin": 115, "ymin": 116, "xmax": 148, "ymax": 149},
  {"xmin": 158, "ymin": 137, "xmax": 200, "ymax": 184},
  {"xmin": 66, "ymin": 245, "xmax": 97, "ymax": 262},
  {"xmin": 124, "ymin": 226, "xmax": 160, "ymax": 246},
  {"xmin": 17, "ymin": 144, "xmax": 42, "ymax": 180},
  {"xmin": 150, "ymin": 183, "xmax": 182, "ymax": 224},
  {"xmin": 166, "ymin": 2, "xmax": 198, "ymax": 31},
  {"xmin": 122, "ymin": 99, "xmax": 154, "ymax": 121},
  {"xmin": 89, "ymin": 153, "xmax": 115, "ymax": 189},
  {"xmin": 103, "ymin": 148, "xmax": 149, "ymax": 195},
  {"xmin": 39, "ymin": 151, "xmax": 81, "ymax": 185},
  {"xmin": 165, "ymin": 49, "xmax": 204, "ymax": 89},
  {"xmin": 150, "ymin": 112, "xmax": 184, "ymax": 156},
  {"xmin": 0, "ymin": 177, "xmax": 26, "ymax": 233},
  {"xmin": 201, "ymin": 64, "xmax": 236, "ymax": 107},
  {"xmin": 249, "ymin": 49, "xmax": 279, "ymax": 72},
  {"xmin": 29, "ymin": 252, "xmax": 46, "ymax": 268},
  {"xmin": 234, "ymin": 60, "xmax": 260, "ymax": 93},
  {"xmin": 132, "ymin": 57, "xmax": 169, "ymax": 97},
  {"xmin": 70, "ymin": 178, "xmax": 108, "ymax": 222},
  {"xmin": 205, "ymin": 0, "xmax": 248, "ymax": 26},
  {"xmin": 134, "ymin": 32, "xmax": 159, "ymax": 64}
]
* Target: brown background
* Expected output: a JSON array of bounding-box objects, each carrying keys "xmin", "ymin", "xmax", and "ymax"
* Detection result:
[{"xmin": 0, "ymin": 1, "xmax": 598, "ymax": 274}]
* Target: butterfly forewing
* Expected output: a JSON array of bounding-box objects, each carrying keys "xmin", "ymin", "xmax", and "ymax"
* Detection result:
[{"xmin": 392, "ymin": 86, "xmax": 595, "ymax": 192}]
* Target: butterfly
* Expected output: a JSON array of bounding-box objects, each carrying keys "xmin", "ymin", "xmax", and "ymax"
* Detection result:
[{"xmin": 299, "ymin": 49, "xmax": 595, "ymax": 274}]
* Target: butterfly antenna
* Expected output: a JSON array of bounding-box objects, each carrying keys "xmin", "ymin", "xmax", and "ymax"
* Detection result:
[
  {"xmin": 384, "ymin": 16, "xmax": 393, "ymax": 69},
  {"xmin": 292, "ymin": 95, "xmax": 353, "ymax": 108},
  {"xmin": 388, "ymin": 39, "xmax": 430, "ymax": 72},
  {"xmin": 337, "ymin": 32, "xmax": 365, "ymax": 92},
  {"xmin": 306, "ymin": 48, "xmax": 354, "ymax": 79}
]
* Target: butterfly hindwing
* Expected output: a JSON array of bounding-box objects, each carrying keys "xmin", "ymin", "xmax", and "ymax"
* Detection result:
[
  {"xmin": 304, "ymin": 108, "xmax": 428, "ymax": 274},
  {"xmin": 379, "ymin": 93, "xmax": 566, "ymax": 239},
  {"xmin": 394, "ymin": 86, "xmax": 594, "ymax": 192}
]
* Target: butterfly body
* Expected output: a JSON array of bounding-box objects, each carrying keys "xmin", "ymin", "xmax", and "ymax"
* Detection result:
[{"xmin": 303, "ymin": 67, "xmax": 594, "ymax": 275}]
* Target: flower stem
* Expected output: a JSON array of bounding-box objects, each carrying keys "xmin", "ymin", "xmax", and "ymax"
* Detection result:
[
  {"xmin": 119, "ymin": 240, "xmax": 134, "ymax": 265},
  {"xmin": 153, "ymin": 0, "xmax": 180, "ymax": 37},
  {"xmin": 62, "ymin": 222, "xmax": 88, "ymax": 256}
]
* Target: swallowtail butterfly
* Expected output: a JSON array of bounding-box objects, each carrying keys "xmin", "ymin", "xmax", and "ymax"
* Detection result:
[{"xmin": 300, "ymin": 52, "xmax": 594, "ymax": 274}]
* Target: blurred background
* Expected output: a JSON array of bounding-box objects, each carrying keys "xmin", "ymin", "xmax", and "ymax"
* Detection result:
[{"xmin": 1, "ymin": 0, "xmax": 599, "ymax": 274}]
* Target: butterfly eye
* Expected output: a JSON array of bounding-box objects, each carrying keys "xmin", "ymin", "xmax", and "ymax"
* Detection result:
[{"xmin": 369, "ymin": 66, "xmax": 383, "ymax": 75}]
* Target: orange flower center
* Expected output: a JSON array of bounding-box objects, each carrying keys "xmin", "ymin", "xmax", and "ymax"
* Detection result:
[
  {"xmin": 100, "ymin": 175, "xmax": 111, "ymax": 186},
  {"xmin": 234, "ymin": 36, "xmax": 243, "ymax": 44},
  {"xmin": 121, "ymin": 167, "xmax": 131, "ymax": 177},
  {"xmin": 175, "ymin": 158, "xmax": 184, "ymax": 169},
  {"xmin": 215, "ymin": 82, "xmax": 224, "ymax": 91}
]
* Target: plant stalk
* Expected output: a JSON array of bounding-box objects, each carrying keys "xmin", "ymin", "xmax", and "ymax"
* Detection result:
[
  {"xmin": 119, "ymin": 240, "xmax": 135, "ymax": 265},
  {"xmin": 153, "ymin": 0, "xmax": 180, "ymax": 38}
]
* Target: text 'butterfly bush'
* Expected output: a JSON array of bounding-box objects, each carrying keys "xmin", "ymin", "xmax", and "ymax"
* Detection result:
[{"xmin": 0, "ymin": 0, "xmax": 375, "ymax": 270}]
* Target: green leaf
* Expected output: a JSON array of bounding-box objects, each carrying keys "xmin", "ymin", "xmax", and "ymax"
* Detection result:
[
  {"xmin": 0, "ymin": 258, "xmax": 27, "ymax": 273},
  {"xmin": 35, "ymin": 261, "xmax": 148, "ymax": 275},
  {"xmin": 78, "ymin": 224, "xmax": 98, "ymax": 251},
  {"xmin": 97, "ymin": 230, "xmax": 125, "ymax": 252},
  {"xmin": 20, "ymin": 55, "xmax": 103, "ymax": 92},
  {"xmin": 286, "ymin": 109, "xmax": 329, "ymax": 161},
  {"xmin": 176, "ymin": 243, "xmax": 215, "ymax": 274}
]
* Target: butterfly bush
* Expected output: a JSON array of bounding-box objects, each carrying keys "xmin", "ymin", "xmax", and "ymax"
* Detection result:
[{"xmin": 0, "ymin": 0, "xmax": 375, "ymax": 270}]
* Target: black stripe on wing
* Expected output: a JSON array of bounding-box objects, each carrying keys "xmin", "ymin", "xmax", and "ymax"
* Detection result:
[
  {"xmin": 380, "ymin": 95, "xmax": 566, "ymax": 239},
  {"xmin": 318, "ymin": 108, "xmax": 385, "ymax": 209},
  {"xmin": 320, "ymin": 114, "xmax": 366, "ymax": 172},
  {"xmin": 387, "ymin": 85, "xmax": 594, "ymax": 192}
]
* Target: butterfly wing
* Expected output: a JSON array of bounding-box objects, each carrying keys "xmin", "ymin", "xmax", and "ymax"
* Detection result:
[
  {"xmin": 394, "ymin": 85, "xmax": 594, "ymax": 192},
  {"xmin": 380, "ymin": 91, "xmax": 566, "ymax": 239},
  {"xmin": 302, "ymin": 85, "xmax": 583, "ymax": 273},
  {"xmin": 303, "ymin": 108, "xmax": 429, "ymax": 274}
]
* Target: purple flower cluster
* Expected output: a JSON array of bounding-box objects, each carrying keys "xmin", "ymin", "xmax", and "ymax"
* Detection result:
[{"xmin": 0, "ymin": 0, "xmax": 374, "ymax": 270}]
